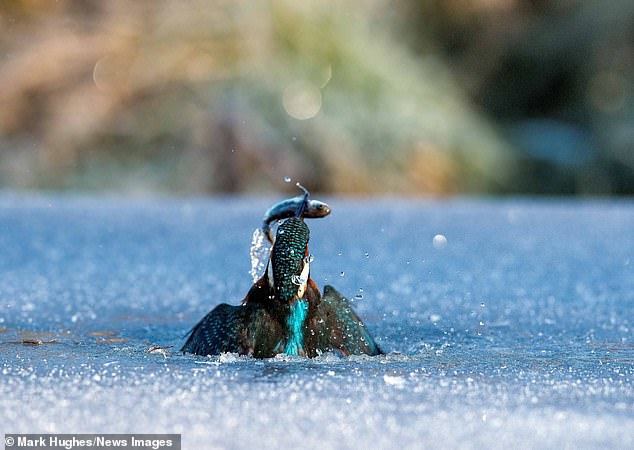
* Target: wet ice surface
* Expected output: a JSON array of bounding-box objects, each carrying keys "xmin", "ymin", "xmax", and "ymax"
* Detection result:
[{"xmin": 1, "ymin": 194, "xmax": 633, "ymax": 449}]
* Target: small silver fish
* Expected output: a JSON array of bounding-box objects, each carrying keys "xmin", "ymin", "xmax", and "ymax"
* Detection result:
[{"xmin": 262, "ymin": 185, "xmax": 331, "ymax": 243}]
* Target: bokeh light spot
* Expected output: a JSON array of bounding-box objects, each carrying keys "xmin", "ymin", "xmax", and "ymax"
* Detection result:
[{"xmin": 282, "ymin": 82, "xmax": 322, "ymax": 120}]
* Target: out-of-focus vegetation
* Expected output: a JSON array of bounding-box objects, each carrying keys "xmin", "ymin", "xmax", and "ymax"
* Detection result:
[{"xmin": 0, "ymin": 0, "xmax": 632, "ymax": 195}]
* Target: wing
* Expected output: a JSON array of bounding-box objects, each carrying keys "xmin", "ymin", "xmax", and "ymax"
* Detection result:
[
  {"xmin": 310, "ymin": 285, "xmax": 382, "ymax": 356},
  {"xmin": 181, "ymin": 303, "xmax": 245, "ymax": 356},
  {"xmin": 181, "ymin": 302, "xmax": 284, "ymax": 358}
]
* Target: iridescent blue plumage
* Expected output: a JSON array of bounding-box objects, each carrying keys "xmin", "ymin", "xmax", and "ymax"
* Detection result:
[{"xmin": 282, "ymin": 299, "xmax": 308, "ymax": 356}]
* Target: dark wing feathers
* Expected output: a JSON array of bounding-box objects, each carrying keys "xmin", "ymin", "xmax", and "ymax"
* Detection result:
[
  {"xmin": 182, "ymin": 283, "xmax": 381, "ymax": 358},
  {"xmin": 181, "ymin": 303, "xmax": 245, "ymax": 356},
  {"xmin": 312, "ymin": 285, "xmax": 382, "ymax": 356},
  {"xmin": 181, "ymin": 302, "xmax": 284, "ymax": 357}
]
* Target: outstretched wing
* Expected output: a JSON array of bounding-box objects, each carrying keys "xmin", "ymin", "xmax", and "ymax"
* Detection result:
[
  {"xmin": 311, "ymin": 285, "xmax": 382, "ymax": 356},
  {"xmin": 181, "ymin": 303, "xmax": 245, "ymax": 356},
  {"xmin": 181, "ymin": 303, "xmax": 283, "ymax": 357}
]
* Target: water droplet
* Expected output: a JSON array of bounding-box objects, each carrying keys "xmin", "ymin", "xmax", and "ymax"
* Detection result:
[
  {"xmin": 480, "ymin": 302, "xmax": 485, "ymax": 308},
  {"xmin": 433, "ymin": 234, "xmax": 447, "ymax": 249},
  {"xmin": 249, "ymin": 228, "xmax": 270, "ymax": 283},
  {"xmin": 284, "ymin": 176, "xmax": 292, "ymax": 183},
  {"xmin": 340, "ymin": 271, "xmax": 345, "ymax": 277},
  {"xmin": 364, "ymin": 252, "xmax": 369, "ymax": 259}
]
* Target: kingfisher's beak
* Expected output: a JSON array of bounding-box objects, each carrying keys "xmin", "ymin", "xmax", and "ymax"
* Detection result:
[{"xmin": 294, "ymin": 183, "xmax": 310, "ymax": 218}]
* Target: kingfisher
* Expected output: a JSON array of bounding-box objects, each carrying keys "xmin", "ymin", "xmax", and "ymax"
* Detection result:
[{"xmin": 181, "ymin": 203, "xmax": 382, "ymax": 358}]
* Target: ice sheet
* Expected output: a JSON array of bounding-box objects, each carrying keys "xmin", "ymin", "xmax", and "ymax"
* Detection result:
[{"xmin": 0, "ymin": 195, "xmax": 632, "ymax": 449}]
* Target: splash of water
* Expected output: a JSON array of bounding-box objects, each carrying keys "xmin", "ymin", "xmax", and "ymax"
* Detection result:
[{"xmin": 249, "ymin": 228, "xmax": 271, "ymax": 282}]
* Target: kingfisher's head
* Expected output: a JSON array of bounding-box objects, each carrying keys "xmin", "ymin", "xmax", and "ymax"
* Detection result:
[{"xmin": 268, "ymin": 217, "xmax": 310, "ymax": 304}]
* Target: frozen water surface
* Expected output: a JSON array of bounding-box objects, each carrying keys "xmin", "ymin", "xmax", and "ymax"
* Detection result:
[{"xmin": 1, "ymin": 194, "xmax": 633, "ymax": 449}]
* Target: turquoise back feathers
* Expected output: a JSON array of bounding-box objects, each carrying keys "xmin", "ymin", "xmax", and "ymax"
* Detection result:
[
  {"xmin": 271, "ymin": 218, "xmax": 310, "ymax": 303},
  {"xmin": 283, "ymin": 299, "xmax": 308, "ymax": 356}
]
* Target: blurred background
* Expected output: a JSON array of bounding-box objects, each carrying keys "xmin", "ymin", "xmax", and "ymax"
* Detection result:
[{"xmin": 0, "ymin": 0, "xmax": 632, "ymax": 196}]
